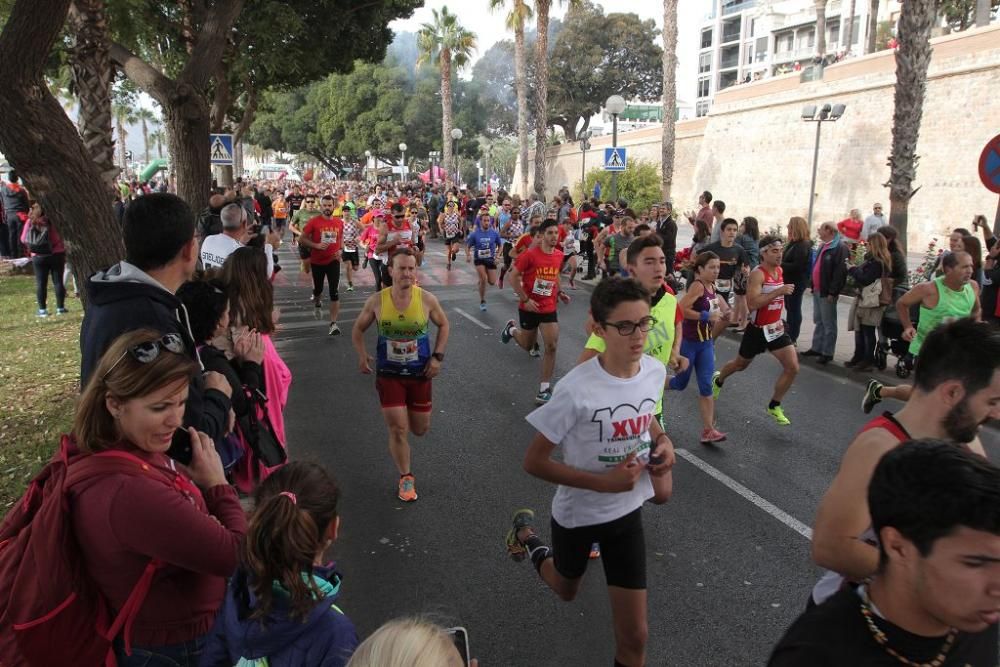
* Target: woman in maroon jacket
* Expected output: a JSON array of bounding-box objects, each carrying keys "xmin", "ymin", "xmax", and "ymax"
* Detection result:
[
  {"xmin": 20, "ymin": 200, "xmax": 67, "ymax": 317},
  {"xmin": 69, "ymin": 328, "xmax": 248, "ymax": 666}
]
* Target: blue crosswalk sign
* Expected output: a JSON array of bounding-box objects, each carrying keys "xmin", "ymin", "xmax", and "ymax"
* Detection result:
[
  {"xmin": 603, "ymin": 147, "xmax": 627, "ymax": 172},
  {"xmin": 210, "ymin": 134, "xmax": 234, "ymax": 166}
]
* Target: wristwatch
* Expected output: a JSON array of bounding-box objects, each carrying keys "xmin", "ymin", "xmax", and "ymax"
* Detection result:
[{"xmin": 431, "ymin": 352, "xmax": 445, "ymax": 362}]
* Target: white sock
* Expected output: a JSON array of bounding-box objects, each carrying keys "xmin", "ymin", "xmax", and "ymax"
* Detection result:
[{"xmin": 540, "ymin": 382, "xmax": 550, "ymax": 392}]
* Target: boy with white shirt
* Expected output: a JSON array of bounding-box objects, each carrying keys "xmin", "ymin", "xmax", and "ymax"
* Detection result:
[{"xmin": 504, "ymin": 277, "xmax": 675, "ymax": 667}]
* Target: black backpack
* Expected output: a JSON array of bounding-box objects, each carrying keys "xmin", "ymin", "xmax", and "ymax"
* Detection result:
[{"xmin": 25, "ymin": 224, "xmax": 51, "ymax": 255}]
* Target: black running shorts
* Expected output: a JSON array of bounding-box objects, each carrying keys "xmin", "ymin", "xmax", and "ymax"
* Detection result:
[
  {"xmin": 738, "ymin": 322, "xmax": 793, "ymax": 359},
  {"xmin": 518, "ymin": 309, "xmax": 558, "ymax": 331},
  {"xmin": 342, "ymin": 249, "xmax": 359, "ymax": 268},
  {"xmin": 474, "ymin": 258, "xmax": 497, "ymax": 270},
  {"xmin": 550, "ymin": 507, "xmax": 646, "ymax": 589}
]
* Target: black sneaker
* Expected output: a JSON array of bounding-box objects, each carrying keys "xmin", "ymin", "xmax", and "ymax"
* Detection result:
[
  {"xmin": 862, "ymin": 379, "xmax": 883, "ymax": 414},
  {"xmin": 801, "ymin": 349, "xmax": 822, "ymax": 357},
  {"xmin": 505, "ymin": 509, "xmax": 536, "ymax": 562}
]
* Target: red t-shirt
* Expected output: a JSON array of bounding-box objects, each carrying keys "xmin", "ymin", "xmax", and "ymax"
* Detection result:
[
  {"xmin": 302, "ymin": 215, "xmax": 344, "ymax": 265},
  {"xmin": 514, "ymin": 233, "xmax": 534, "ymax": 254},
  {"xmin": 515, "ymin": 245, "xmax": 564, "ymax": 314}
]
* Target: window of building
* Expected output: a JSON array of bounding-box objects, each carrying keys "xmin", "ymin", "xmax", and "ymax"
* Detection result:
[
  {"xmin": 722, "ymin": 17, "xmax": 742, "ymax": 43},
  {"xmin": 696, "ymin": 100, "xmax": 712, "ymax": 117},
  {"xmin": 745, "ymin": 45, "xmax": 754, "ymax": 65},
  {"xmin": 720, "ymin": 44, "xmax": 740, "ymax": 69},
  {"xmin": 719, "ymin": 70, "xmax": 738, "ymax": 90},
  {"xmin": 756, "ymin": 36, "xmax": 768, "ymax": 61},
  {"xmin": 750, "ymin": 18, "xmax": 757, "ymax": 37},
  {"xmin": 828, "ymin": 20, "xmax": 840, "ymax": 47},
  {"xmin": 699, "ymin": 52, "xmax": 712, "ymax": 73},
  {"xmin": 697, "ymin": 77, "xmax": 711, "ymax": 98},
  {"xmin": 701, "ymin": 28, "xmax": 713, "ymax": 49},
  {"xmin": 775, "ymin": 32, "xmax": 793, "ymax": 54},
  {"xmin": 799, "ymin": 29, "xmax": 815, "ymax": 49}
]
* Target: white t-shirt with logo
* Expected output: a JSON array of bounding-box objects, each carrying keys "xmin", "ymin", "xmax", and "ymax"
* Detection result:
[
  {"xmin": 200, "ymin": 233, "xmax": 273, "ymax": 277},
  {"xmin": 525, "ymin": 355, "xmax": 666, "ymax": 528}
]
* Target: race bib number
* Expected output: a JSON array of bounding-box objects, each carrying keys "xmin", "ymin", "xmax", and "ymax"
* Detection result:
[
  {"xmin": 580, "ymin": 231, "xmax": 590, "ymax": 241},
  {"xmin": 387, "ymin": 339, "xmax": 419, "ymax": 363},
  {"xmin": 532, "ymin": 278, "xmax": 555, "ymax": 297},
  {"xmin": 716, "ymin": 278, "xmax": 732, "ymax": 292},
  {"xmin": 708, "ymin": 298, "xmax": 721, "ymax": 315},
  {"xmin": 321, "ymin": 230, "xmax": 337, "ymax": 244},
  {"xmin": 477, "ymin": 247, "xmax": 491, "ymax": 258},
  {"xmin": 763, "ymin": 320, "xmax": 785, "ymax": 342}
]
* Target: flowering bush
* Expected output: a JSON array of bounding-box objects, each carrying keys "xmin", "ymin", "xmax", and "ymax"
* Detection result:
[{"xmin": 907, "ymin": 237, "xmax": 941, "ymax": 287}]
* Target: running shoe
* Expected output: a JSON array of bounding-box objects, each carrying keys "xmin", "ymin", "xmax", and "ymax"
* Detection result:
[
  {"xmin": 699, "ymin": 427, "xmax": 727, "ymax": 444},
  {"xmin": 347, "ymin": 284, "xmax": 354, "ymax": 292},
  {"xmin": 56, "ymin": 307, "xmax": 68, "ymax": 315},
  {"xmin": 767, "ymin": 405, "xmax": 791, "ymax": 426},
  {"xmin": 711, "ymin": 371, "xmax": 722, "ymax": 400},
  {"xmin": 862, "ymin": 379, "xmax": 883, "ymax": 415},
  {"xmin": 529, "ymin": 343, "xmax": 541, "ymax": 358},
  {"xmin": 500, "ymin": 319, "xmax": 515, "ymax": 344},
  {"xmin": 37, "ymin": 309, "xmax": 48, "ymax": 318},
  {"xmin": 480, "ymin": 301, "xmax": 487, "ymax": 312},
  {"xmin": 535, "ymin": 388, "xmax": 552, "ymax": 404},
  {"xmin": 398, "ymin": 474, "xmax": 418, "ymax": 502},
  {"xmin": 328, "ymin": 322, "xmax": 341, "ymax": 336},
  {"xmin": 312, "ymin": 298, "xmax": 321, "ymax": 309},
  {"xmin": 451, "ymin": 252, "xmax": 457, "ymax": 262},
  {"xmin": 505, "ymin": 508, "xmax": 535, "ymax": 561},
  {"xmin": 589, "ymin": 542, "xmax": 601, "ymax": 559}
]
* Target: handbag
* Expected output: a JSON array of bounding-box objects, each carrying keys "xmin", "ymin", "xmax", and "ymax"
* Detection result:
[
  {"xmin": 858, "ymin": 277, "xmax": 882, "ymax": 308},
  {"xmin": 241, "ymin": 388, "xmax": 287, "ymax": 468},
  {"xmin": 878, "ymin": 275, "xmax": 893, "ymax": 306}
]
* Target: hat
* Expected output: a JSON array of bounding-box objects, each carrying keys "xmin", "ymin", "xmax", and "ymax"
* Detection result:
[{"xmin": 479, "ymin": 204, "xmax": 490, "ymax": 212}]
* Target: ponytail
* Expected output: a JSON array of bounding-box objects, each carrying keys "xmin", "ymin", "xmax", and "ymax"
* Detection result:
[{"xmin": 243, "ymin": 462, "xmax": 341, "ymax": 622}]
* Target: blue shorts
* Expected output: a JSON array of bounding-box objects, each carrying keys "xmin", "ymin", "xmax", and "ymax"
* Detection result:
[{"xmin": 669, "ymin": 338, "xmax": 715, "ymax": 397}]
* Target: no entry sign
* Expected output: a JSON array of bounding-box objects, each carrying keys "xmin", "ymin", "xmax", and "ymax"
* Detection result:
[{"xmin": 979, "ymin": 133, "xmax": 1000, "ymax": 194}]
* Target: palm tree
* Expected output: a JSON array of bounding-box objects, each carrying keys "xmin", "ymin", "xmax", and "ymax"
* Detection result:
[
  {"xmin": 490, "ymin": 0, "xmax": 533, "ymax": 198},
  {"xmin": 135, "ymin": 108, "xmax": 157, "ymax": 164},
  {"xmin": 866, "ymin": 0, "xmax": 879, "ymax": 54},
  {"xmin": 815, "ymin": 0, "xmax": 828, "ymax": 58},
  {"xmin": 844, "ymin": 0, "xmax": 856, "ymax": 54},
  {"xmin": 661, "ymin": 0, "xmax": 679, "ymax": 200},
  {"xmin": 885, "ymin": 0, "xmax": 935, "ymax": 254},
  {"xmin": 149, "ymin": 128, "xmax": 166, "ymax": 158},
  {"xmin": 417, "ymin": 7, "xmax": 477, "ymax": 188},
  {"xmin": 112, "ymin": 102, "xmax": 137, "ymax": 169}
]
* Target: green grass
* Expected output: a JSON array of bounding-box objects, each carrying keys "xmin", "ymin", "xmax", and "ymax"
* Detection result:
[{"xmin": 0, "ymin": 275, "xmax": 83, "ymax": 509}]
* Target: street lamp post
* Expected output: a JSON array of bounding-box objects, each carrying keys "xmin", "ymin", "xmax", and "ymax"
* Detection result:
[
  {"xmin": 398, "ymin": 142, "xmax": 407, "ymax": 183},
  {"xmin": 579, "ymin": 130, "xmax": 592, "ymax": 197},
  {"xmin": 801, "ymin": 103, "xmax": 847, "ymax": 228},
  {"xmin": 428, "ymin": 151, "xmax": 441, "ymax": 184},
  {"xmin": 450, "ymin": 128, "xmax": 463, "ymax": 186},
  {"xmin": 364, "ymin": 150, "xmax": 372, "ymax": 183},
  {"xmin": 605, "ymin": 95, "xmax": 626, "ymax": 202}
]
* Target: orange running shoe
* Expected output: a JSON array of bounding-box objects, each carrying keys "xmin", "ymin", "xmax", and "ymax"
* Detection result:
[{"xmin": 397, "ymin": 474, "xmax": 418, "ymax": 502}]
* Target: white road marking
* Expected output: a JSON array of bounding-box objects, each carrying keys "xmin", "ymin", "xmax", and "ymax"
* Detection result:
[
  {"xmin": 675, "ymin": 448, "xmax": 814, "ymax": 540},
  {"xmin": 453, "ymin": 308, "xmax": 492, "ymax": 330}
]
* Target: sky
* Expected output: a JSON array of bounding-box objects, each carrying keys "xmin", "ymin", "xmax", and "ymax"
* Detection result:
[{"xmin": 390, "ymin": 0, "xmax": 704, "ymax": 104}]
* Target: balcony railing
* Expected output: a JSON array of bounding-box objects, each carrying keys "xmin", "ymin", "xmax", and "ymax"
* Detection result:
[{"xmin": 722, "ymin": 0, "xmax": 757, "ymax": 16}]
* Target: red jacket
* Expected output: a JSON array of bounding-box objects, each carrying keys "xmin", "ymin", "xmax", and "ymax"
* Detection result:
[
  {"xmin": 20, "ymin": 216, "xmax": 65, "ymax": 256},
  {"xmin": 837, "ymin": 217, "xmax": 863, "ymax": 242},
  {"xmin": 69, "ymin": 445, "xmax": 247, "ymax": 646}
]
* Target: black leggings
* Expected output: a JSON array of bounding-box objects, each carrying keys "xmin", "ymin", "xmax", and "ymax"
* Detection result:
[
  {"xmin": 369, "ymin": 257, "xmax": 384, "ymax": 291},
  {"xmin": 33, "ymin": 253, "xmax": 66, "ymax": 310},
  {"xmin": 311, "ymin": 260, "xmax": 340, "ymax": 301}
]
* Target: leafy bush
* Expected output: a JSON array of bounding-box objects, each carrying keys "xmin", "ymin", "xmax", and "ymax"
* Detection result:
[{"xmin": 576, "ymin": 160, "xmax": 661, "ymax": 213}]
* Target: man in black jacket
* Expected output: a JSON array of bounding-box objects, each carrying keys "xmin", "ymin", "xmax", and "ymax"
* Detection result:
[
  {"xmin": 2, "ymin": 170, "xmax": 30, "ymax": 258},
  {"xmin": 803, "ymin": 222, "xmax": 848, "ymax": 364},
  {"xmin": 80, "ymin": 193, "xmax": 233, "ymax": 463}
]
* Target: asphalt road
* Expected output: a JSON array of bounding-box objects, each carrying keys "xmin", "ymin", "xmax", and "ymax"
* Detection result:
[{"xmin": 270, "ymin": 243, "xmax": 999, "ymax": 667}]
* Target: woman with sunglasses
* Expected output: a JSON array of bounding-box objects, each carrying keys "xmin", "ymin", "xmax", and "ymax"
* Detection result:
[{"xmin": 70, "ymin": 329, "xmax": 247, "ymax": 666}]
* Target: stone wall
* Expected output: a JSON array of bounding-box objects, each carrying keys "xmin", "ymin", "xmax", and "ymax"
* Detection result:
[{"xmin": 512, "ymin": 24, "xmax": 1000, "ymax": 249}]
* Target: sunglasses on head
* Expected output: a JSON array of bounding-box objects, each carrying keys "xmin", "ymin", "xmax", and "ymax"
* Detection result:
[{"xmin": 102, "ymin": 334, "xmax": 185, "ymax": 381}]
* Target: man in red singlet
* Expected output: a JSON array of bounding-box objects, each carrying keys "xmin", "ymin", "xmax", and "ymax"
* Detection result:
[
  {"xmin": 810, "ymin": 318, "xmax": 1000, "ymax": 607},
  {"xmin": 712, "ymin": 235, "xmax": 798, "ymax": 425},
  {"xmin": 374, "ymin": 203, "xmax": 419, "ymax": 288}
]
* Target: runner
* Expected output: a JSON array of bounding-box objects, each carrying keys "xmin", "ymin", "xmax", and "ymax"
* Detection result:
[
  {"xmin": 861, "ymin": 250, "xmax": 981, "ymax": 413},
  {"xmin": 299, "ymin": 195, "xmax": 344, "ymax": 336},
  {"xmin": 341, "ymin": 204, "xmax": 361, "ymax": 292},
  {"xmin": 498, "ymin": 206, "xmax": 525, "ymax": 288},
  {"xmin": 667, "ymin": 250, "xmax": 728, "ymax": 443},
  {"xmin": 271, "ymin": 192, "xmax": 288, "ymax": 240},
  {"xmin": 701, "ymin": 218, "xmax": 749, "ymax": 319},
  {"xmin": 594, "ymin": 210, "xmax": 624, "ymax": 278},
  {"xmin": 465, "ymin": 207, "xmax": 503, "ymax": 311},
  {"xmin": 712, "ymin": 235, "xmax": 798, "ymax": 425},
  {"xmin": 374, "ymin": 204, "xmax": 419, "ymax": 288},
  {"xmin": 810, "ymin": 318, "xmax": 1000, "ymax": 607},
  {"xmin": 438, "ymin": 201, "xmax": 463, "ymax": 270},
  {"xmin": 289, "ymin": 195, "xmax": 320, "ymax": 278},
  {"xmin": 501, "ymin": 219, "xmax": 571, "ymax": 403},
  {"xmin": 351, "ymin": 248, "xmax": 451, "ymax": 502},
  {"xmin": 560, "ymin": 216, "xmax": 580, "ymax": 288},
  {"xmin": 505, "ymin": 277, "xmax": 675, "ymax": 667}
]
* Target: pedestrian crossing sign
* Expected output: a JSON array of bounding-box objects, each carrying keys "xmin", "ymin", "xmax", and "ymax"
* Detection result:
[
  {"xmin": 603, "ymin": 147, "xmax": 627, "ymax": 172},
  {"xmin": 210, "ymin": 133, "xmax": 234, "ymax": 165}
]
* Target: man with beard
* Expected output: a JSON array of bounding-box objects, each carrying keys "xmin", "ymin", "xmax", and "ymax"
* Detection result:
[{"xmin": 809, "ymin": 318, "xmax": 1000, "ymax": 608}]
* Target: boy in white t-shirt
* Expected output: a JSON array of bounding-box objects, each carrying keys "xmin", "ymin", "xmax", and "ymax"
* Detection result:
[{"xmin": 505, "ymin": 277, "xmax": 675, "ymax": 667}]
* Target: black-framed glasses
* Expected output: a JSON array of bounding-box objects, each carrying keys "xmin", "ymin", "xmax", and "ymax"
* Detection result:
[
  {"xmin": 601, "ymin": 316, "xmax": 657, "ymax": 336},
  {"xmin": 102, "ymin": 334, "xmax": 185, "ymax": 380}
]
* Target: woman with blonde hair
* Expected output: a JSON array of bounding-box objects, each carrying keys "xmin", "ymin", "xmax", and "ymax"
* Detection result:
[
  {"xmin": 781, "ymin": 216, "xmax": 812, "ymax": 344},
  {"xmin": 70, "ymin": 328, "xmax": 247, "ymax": 665},
  {"xmin": 346, "ymin": 617, "xmax": 476, "ymax": 667},
  {"xmin": 846, "ymin": 233, "xmax": 893, "ymax": 372}
]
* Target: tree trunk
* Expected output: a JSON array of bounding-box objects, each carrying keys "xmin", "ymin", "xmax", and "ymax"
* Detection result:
[
  {"xmin": 844, "ymin": 0, "xmax": 856, "ymax": 53},
  {"xmin": 533, "ymin": 0, "xmax": 551, "ymax": 198},
  {"xmin": 976, "ymin": 0, "xmax": 991, "ymax": 27},
  {"xmin": 866, "ymin": 0, "xmax": 879, "ymax": 54},
  {"xmin": 116, "ymin": 112, "xmax": 128, "ymax": 173},
  {"xmin": 815, "ymin": 0, "xmax": 828, "ymax": 58},
  {"xmin": 67, "ymin": 0, "xmax": 118, "ymax": 194},
  {"xmin": 515, "ymin": 12, "xmax": 529, "ymax": 198},
  {"xmin": 141, "ymin": 116, "xmax": 150, "ymax": 164},
  {"xmin": 661, "ymin": 0, "xmax": 679, "ymax": 201},
  {"xmin": 163, "ymin": 88, "xmax": 213, "ymax": 208},
  {"xmin": 0, "ymin": 0, "xmax": 125, "ymax": 296},
  {"xmin": 885, "ymin": 0, "xmax": 935, "ymax": 254},
  {"xmin": 440, "ymin": 49, "xmax": 454, "ymax": 186}
]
